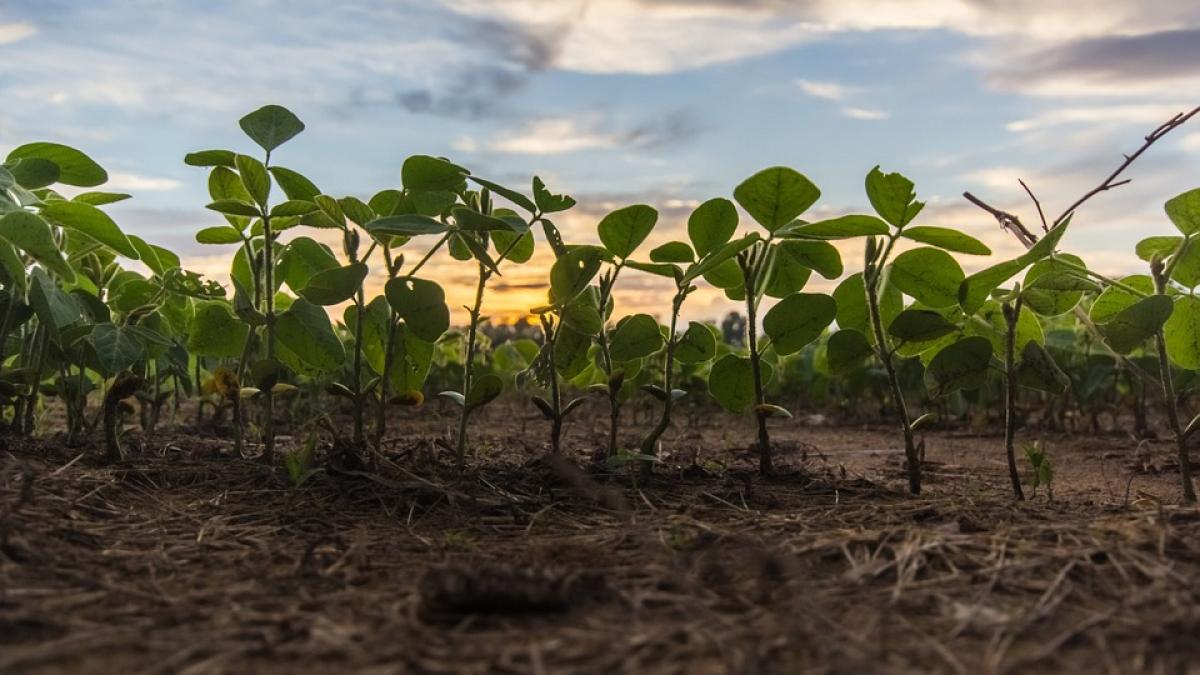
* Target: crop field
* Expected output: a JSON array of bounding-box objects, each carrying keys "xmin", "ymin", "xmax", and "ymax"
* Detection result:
[{"xmin": 2, "ymin": 104, "xmax": 1200, "ymax": 673}]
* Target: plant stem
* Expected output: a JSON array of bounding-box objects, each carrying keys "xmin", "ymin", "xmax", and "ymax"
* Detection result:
[
  {"xmin": 865, "ymin": 239, "xmax": 921, "ymax": 494},
  {"xmin": 1151, "ymin": 263, "xmax": 1197, "ymax": 503},
  {"xmin": 639, "ymin": 292, "xmax": 683, "ymax": 463},
  {"xmin": 1002, "ymin": 298, "xmax": 1026, "ymax": 501},
  {"xmin": 455, "ymin": 262, "xmax": 489, "ymax": 467},
  {"xmin": 261, "ymin": 216, "xmax": 276, "ymax": 464},
  {"xmin": 545, "ymin": 319, "xmax": 563, "ymax": 455},
  {"xmin": 351, "ymin": 286, "xmax": 366, "ymax": 449},
  {"xmin": 741, "ymin": 252, "xmax": 772, "ymax": 476},
  {"xmin": 595, "ymin": 268, "xmax": 622, "ymax": 459}
]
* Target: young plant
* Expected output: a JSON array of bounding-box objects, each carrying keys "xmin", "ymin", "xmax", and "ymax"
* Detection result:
[
  {"xmin": 528, "ymin": 246, "xmax": 605, "ymax": 454},
  {"xmin": 591, "ymin": 205, "xmax": 659, "ymax": 459},
  {"xmin": 623, "ymin": 198, "xmax": 757, "ymax": 465},
  {"xmin": 189, "ymin": 105, "xmax": 347, "ymax": 463},
  {"xmin": 435, "ymin": 174, "xmax": 570, "ymax": 467},
  {"xmin": 1136, "ymin": 186, "xmax": 1200, "ymax": 502},
  {"xmin": 704, "ymin": 168, "xmax": 841, "ymax": 475}
]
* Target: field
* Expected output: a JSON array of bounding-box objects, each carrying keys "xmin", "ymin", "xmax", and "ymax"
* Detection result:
[
  {"xmin": 3, "ymin": 403, "xmax": 1199, "ymax": 674},
  {"xmin": 3, "ymin": 105, "xmax": 1200, "ymax": 673}
]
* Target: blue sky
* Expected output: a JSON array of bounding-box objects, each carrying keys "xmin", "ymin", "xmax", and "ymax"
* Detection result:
[{"xmin": 3, "ymin": 0, "xmax": 1199, "ymax": 320}]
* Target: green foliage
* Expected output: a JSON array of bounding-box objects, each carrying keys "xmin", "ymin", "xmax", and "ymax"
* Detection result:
[
  {"xmin": 734, "ymin": 167, "xmax": 820, "ymax": 232},
  {"xmin": 762, "ymin": 293, "xmax": 836, "ymax": 355}
]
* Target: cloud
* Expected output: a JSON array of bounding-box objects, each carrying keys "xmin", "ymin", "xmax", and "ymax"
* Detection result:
[
  {"xmin": 796, "ymin": 79, "xmax": 855, "ymax": 102},
  {"xmin": 841, "ymin": 107, "xmax": 889, "ymax": 121},
  {"xmin": 0, "ymin": 21, "xmax": 35, "ymax": 44},
  {"xmin": 1005, "ymin": 103, "xmax": 1196, "ymax": 132},
  {"xmin": 989, "ymin": 29, "xmax": 1200, "ymax": 97},
  {"xmin": 463, "ymin": 110, "xmax": 702, "ymax": 155},
  {"xmin": 105, "ymin": 172, "xmax": 181, "ymax": 192}
]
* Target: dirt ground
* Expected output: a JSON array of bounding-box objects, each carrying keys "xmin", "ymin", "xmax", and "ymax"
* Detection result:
[{"xmin": 2, "ymin": 401, "xmax": 1199, "ymax": 674}]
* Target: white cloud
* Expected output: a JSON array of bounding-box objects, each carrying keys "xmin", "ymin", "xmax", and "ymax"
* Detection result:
[
  {"xmin": 842, "ymin": 107, "xmax": 890, "ymax": 121},
  {"xmin": 796, "ymin": 79, "xmax": 854, "ymax": 102},
  {"xmin": 1006, "ymin": 103, "xmax": 1196, "ymax": 132},
  {"xmin": 104, "ymin": 172, "xmax": 182, "ymax": 192},
  {"xmin": 0, "ymin": 22, "xmax": 35, "ymax": 45},
  {"xmin": 1182, "ymin": 132, "xmax": 1200, "ymax": 152},
  {"xmin": 487, "ymin": 117, "xmax": 617, "ymax": 155},
  {"xmin": 451, "ymin": 136, "xmax": 479, "ymax": 153}
]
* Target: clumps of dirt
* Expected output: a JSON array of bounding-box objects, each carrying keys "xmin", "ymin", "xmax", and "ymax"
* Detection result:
[{"xmin": 417, "ymin": 560, "xmax": 607, "ymax": 619}]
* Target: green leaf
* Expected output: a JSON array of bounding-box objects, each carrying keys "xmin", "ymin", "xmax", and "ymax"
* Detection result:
[
  {"xmin": 1165, "ymin": 295, "xmax": 1200, "ymax": 370},
  {"xmin": 734, "ymin": 166, "xmax": 820, "ymax": 232},
  {"xmin": 625, "ymin": 260, "xmax": 681, "ymax": 281},
  {"xmin": 708, "ymin": 355, "xmax": 771, "ymax": 413},
  {"xmin": 776, "ymin": 240, "xmax": 842, "ymax": 279},
  {"xmin": 457, "ymin": 232, "xmax": 502, "ymax": 274},
  {"xmin": 206, "ymin": 199, "xmax": 261, "ymax": 218},
  {"xmin": 453, "ymin": 206, "xmax": 520, "ymax": 232},
  {"xmin": 468, "ymin": 176, "xmax": 536, "ymax": 213},
  {"xmin": 827, "ymin": 329, "xmax": 872, "ymax": 373},
  {"xmin": 270, "ymin": 199, "xmax": 317, "ymax": 217},
  {"xmin": 682, "ymin": 233, "xmax": 760, "ymax": 286},
  {"xmin": 890, "ymin": 247, "xmax": 964, "ymax": 308},
  {"xmin": 782, "ymin": 214, "xmax": 889, "ymax": 239},
  {"xmin": 91, "ymin": 323, "xmax": 145, "ymax": 375},
  {"xmin": 0, "ymin": 211, "xmax": 74, "ymax": 281},
  {"xmin": 493, "ymin": 228, "xmax": 534, "ymax": 264},
  {"xmin": 925, "ymin": 336, "xmax": 993, "ymax": 397},
  {"xmin": 275, "ymin": 298, "xmax": 345, "ymax": 371},
  {"xmin": 1022, "ymin": 255, "xmax": 1086, "ymax": 316},
  {"xmin": 609, "ymin": 314, "xmax": 664, "ymax": 362},
  {"xmin": 598, "ymin": 204, "xmax": 658, "ymax": 259},
  {"xmin": 185, "ymin": 149, "xmax": 237, "ymax": 168},
  {"xmin": 279, "ymin": 237, "xmax": 339, "ymax": 291},
  {"xmin": 402, "ymin": 155, "xmax": 467, "ymax": 191},
  {"xmin": 298, "ymin": 262, "xmax": 368, "ymax": 305},
  {"xmin": 1169, "ymin": 242, "xmax": 1200, "ymax": 288},
  {"xmin": 1021, "ymin": 219, "xmax": 1070, "ymax": 263},
  {"xmin": 195, "ymin": 226, "xmax": 244, "ymax": 245},
  {"xmin": 675, "ymin": 321, "xmax": 717, "ymax": 364},
  {"xmin": 1089, "ymin": 275, "xmax": 1153, "ymax": 324},
  {"xmin": 385, "ymin": 277, "xmax": 450, "ymax": 342},
  {"xmin": 235, "ymin": 154, "xmax": 271, "ymax": 207},
  {"xmin": 1098, "ymin": 294, "xmax": 1173, "ymax": 354},
  {"xmin": 1165, "ymin": 187, "xmax": 1200, "ymax": 236},
  {"xmin": 73, "ymin": 191, "xmax": 131, "ymax": 206},
  {"xmin": 29, "ymin": 268, "xmax": 82, "ymax": 341},
  {"xmin": 467, "ymin": 373, "xmax": 503, "ymax": 409},
  {"xmin": 8, "ymin": 157, "xmax": 60, "ymax": 189},
  {"xmin": 366, "ymin": 214, "xmax": 447, "ymax": 237},
  {"xmin": 649, "ymin": 241, "xmax": 694, "ymax": 264},
  {"xmin": 687, "ymin": 198, "xmax": 738, "ymax": 257},
  {"xmin": 959, "ymin": 259, "xmax": 1026, "ymax": 315},
  {"xmin": 532, "ymin": 176, "xmax": 575, "ymax": 213},
  {"xmin": 39, "ymin": 200, "xmax": 139, "ymax": 259},
  {"xmin": 1016, "ymin": 341, "xmax": 1069, "ymax": 393},
  {"xmin": 8, "ymin": 142, "xmax": 106, "ymax": 187},
  {"xmin": 1136, "ymin": 235, "xmax": 1183, "ymax": 262},
  {"xmin": 560, "ymin": 289, "xmax": 603, "ymax": 335},
  {"xmin": 269, "ymin": 166, "xmax": 321, "ymax": 201},
  {"xmin": 866, "ymin": 166, "xmax": 923, "ymax": 228},
  {"xmin": 887, "ymin": 309, "xmax": 958, "ymax": 343},
  {"xmin": 239, "ymin": 104, "xmax": 305, "ymax": 153},
  {"xmin": 762, "ymin": 292, "xmax": 836, "ymax": 355},
  {"xmin": 763, "ymin": 244, "xmax": 810, "ymax": 298},
  {"xmin": 900, "ymin": 226, "xmax": 990, "ymax": 255},
  {"xmin": 550, "ymin": 246, "xmax": 604, "ymax": 306}
]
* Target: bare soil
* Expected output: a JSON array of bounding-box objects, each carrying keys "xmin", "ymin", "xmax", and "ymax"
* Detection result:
[{"xmin": 2, "ymin": 402, "xmax": 1199, "ymax": 674}]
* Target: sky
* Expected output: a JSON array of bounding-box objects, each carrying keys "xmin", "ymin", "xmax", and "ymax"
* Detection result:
[{"xmin": 2, "ymin": 0, "xmax": 1199, "ymax": 323}]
